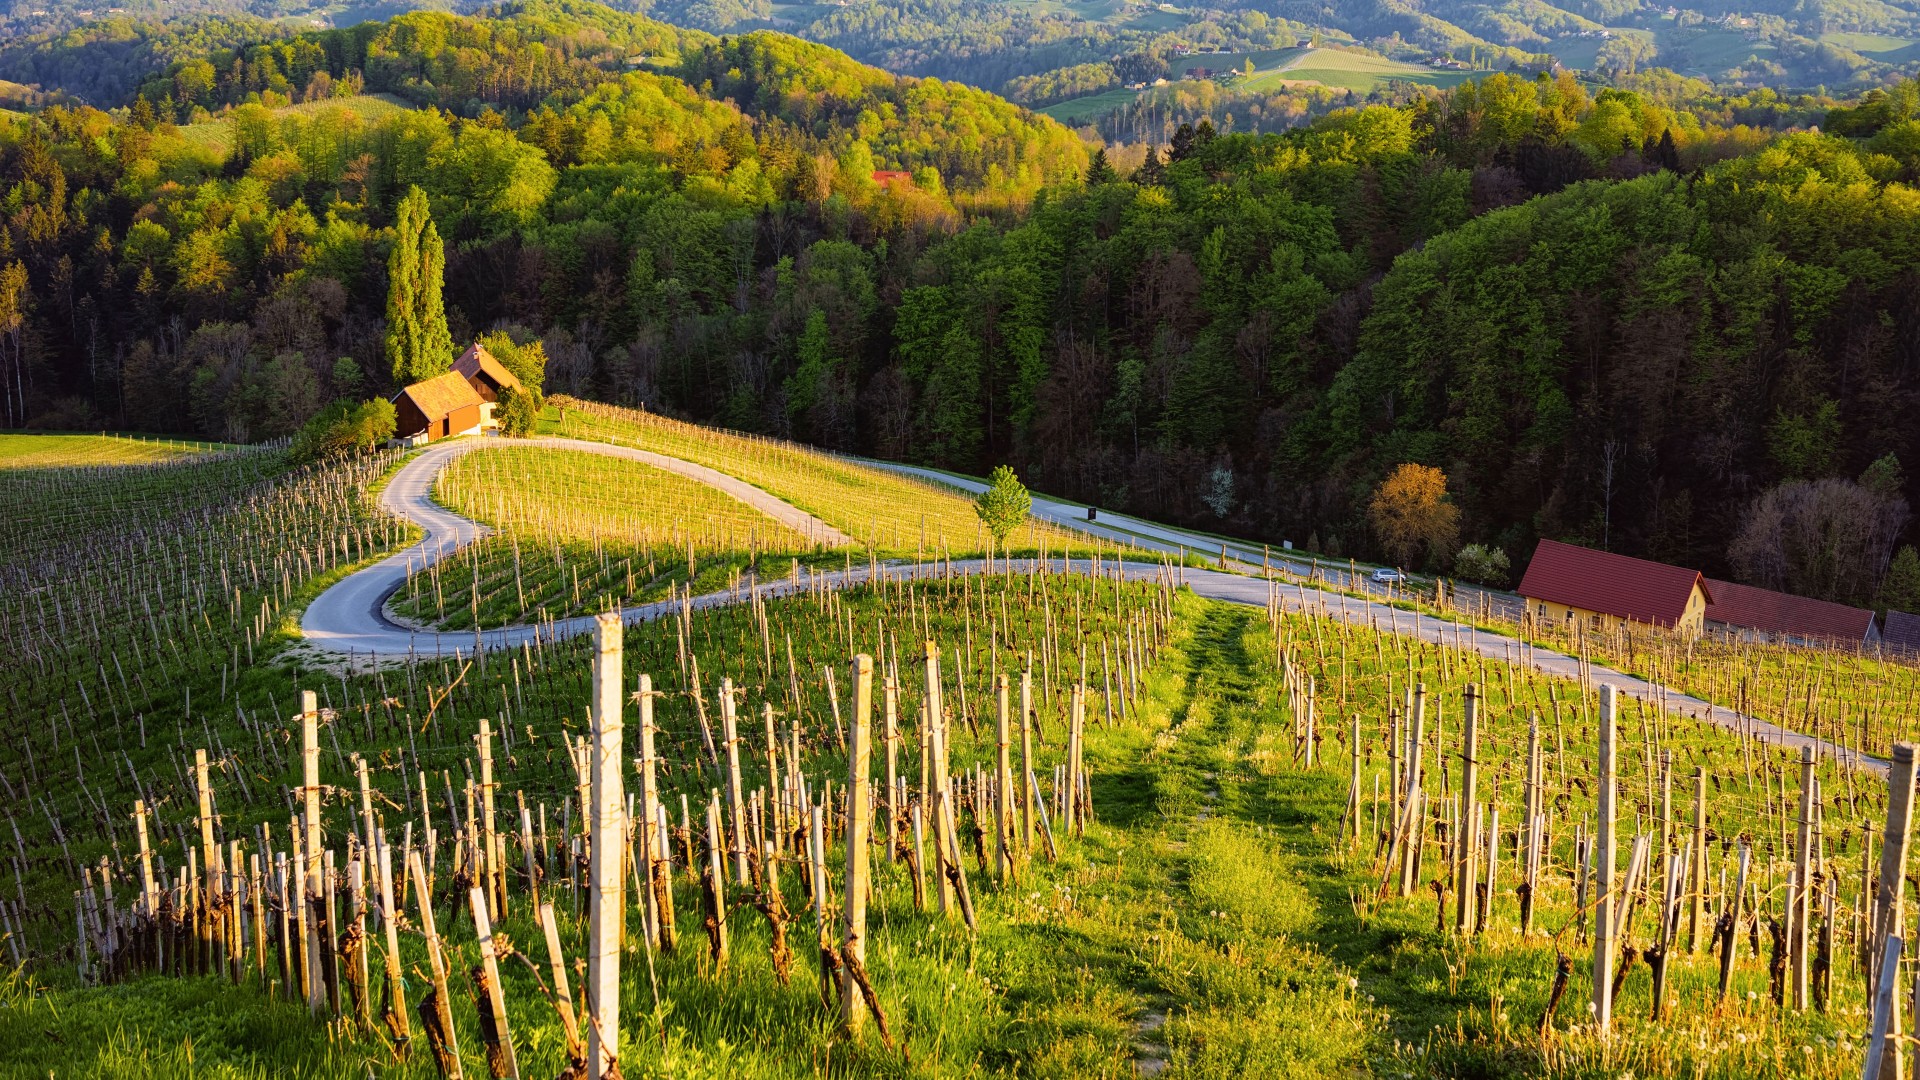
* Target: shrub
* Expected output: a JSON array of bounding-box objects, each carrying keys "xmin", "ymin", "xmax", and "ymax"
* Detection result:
[
  {"xmin": 497, "ymin": 385, "xmax": 543, "ymax": 437},
  {"xmin": 291, "ymin": 397, "xmax": 397, "ymax": 462},
  {"xmin": 974, "ymin": 465, "xmax": 1031, "ymax": 544},
  {"xmin": 1453, "ymin": 543, "xmax": 1511, "ymax": 587}
]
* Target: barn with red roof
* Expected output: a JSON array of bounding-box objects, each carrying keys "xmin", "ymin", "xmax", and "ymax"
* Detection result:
[
  {"xmin": 1516, "ymin": 539, "xmax": 1713, "ymax": 636},
  {"xmin": 1702, "ymin": 578, "xmax": 1878, "ymax": 647}
]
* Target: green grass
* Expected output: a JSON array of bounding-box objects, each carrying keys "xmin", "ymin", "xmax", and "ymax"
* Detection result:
[
  {"xmin": 545, "ymin": 396, "xmax": 1106, "ymax": 559},
  {"xmin": 1653, "ymin": 25, "xmax": 1776, "ymax": 78},
  {"xmin": 390, "ymin": 444, "xmax": 822, "ymax": 630},
  {"xmin": 0, "ymin": 432, "xmax": 226, "ymax": 468},
  {"xmin": 0, "ymin": 443, "xmax": 285, "ymax": 566},
  {"xmin": 177, "ymin": 93, "xmax": 415, "ymax": 153},
  {"xmin": 1036, "ymin": 85, "xmax": 1142, "ymax": 124},
  {"xmin": 1275, "ymin": 50, "xmax": 1474, "ymax": 92}
]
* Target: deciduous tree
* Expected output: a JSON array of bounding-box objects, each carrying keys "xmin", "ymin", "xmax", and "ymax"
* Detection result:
[{"xmin": 1369, "ymin": 463, "xmax": 1460, "ymax": 569}]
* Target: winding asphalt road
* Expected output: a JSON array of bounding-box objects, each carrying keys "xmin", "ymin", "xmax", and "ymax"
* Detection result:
[{"xmin": 298, "ymin": 435, "xmax": 1875, "ymax": 771}]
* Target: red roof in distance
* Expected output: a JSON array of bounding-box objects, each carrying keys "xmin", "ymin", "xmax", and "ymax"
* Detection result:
[
  {"xmin": 1880, "ymin": 610, "xmax": 1920, "ymax": 653},
  {"xmin": 1516, "ymin": 539, "xmax": 1710, "ymax": 629},
  {"xmin": 1703, "ymin": 578, "xmax": 1876, "ymax": 644}
]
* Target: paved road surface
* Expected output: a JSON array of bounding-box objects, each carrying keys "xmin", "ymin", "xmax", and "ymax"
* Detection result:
[{"xmin": 298, "ymin": 437, "xmax": 1874, "ymax": 771}]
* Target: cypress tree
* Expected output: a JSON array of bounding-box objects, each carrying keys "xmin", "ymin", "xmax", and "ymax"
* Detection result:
[{"xmin": 386, "ymin": 185, "xmax": 454, "ymax": 384}]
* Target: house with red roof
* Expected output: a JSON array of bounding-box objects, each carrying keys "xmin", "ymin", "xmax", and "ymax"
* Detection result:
[
  {"xmin": 1702, "ymin": 578, "xmax": 1878, "ymax": 647},
  {"xmin": 1516, "ymin": 539, "xmax": 1713, "ymax": 636}
]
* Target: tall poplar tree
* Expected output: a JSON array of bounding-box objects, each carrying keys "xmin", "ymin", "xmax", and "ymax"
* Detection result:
[{"xmin": 385, "ymin": 186, "xmax": 454, "ymax": 384}]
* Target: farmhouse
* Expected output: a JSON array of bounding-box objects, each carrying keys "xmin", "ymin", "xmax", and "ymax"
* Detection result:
[
  {"xmin": 1702, "ymin": 578, "xmax": 1879, "ymax": 647},
  {"xmin": 392, "ymin": 370, "xmax": 485, "ymax": 444},
  {"xmin": 1516, "ymin": 538, "xmax": 1712, "ymax": 635},
  {"xmin": 450, "ymin": 342, "xmax": 525, "ymax": 428}
]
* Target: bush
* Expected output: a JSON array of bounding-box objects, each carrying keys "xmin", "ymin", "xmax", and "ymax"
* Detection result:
[
  {"xmin": 1452, "ymin": 543, "xmax": 1511, "ymax": 587},
  {"xmin": 292, "ymin": 397, "xmax": 397, "ymax": 462},
  {"xmin": 497, "ymin": 385, "xmax": 543, "ymax": 437},
  {"xmin": 974, "ymin": 464, "xmax": 1031, "ymax": 544}
]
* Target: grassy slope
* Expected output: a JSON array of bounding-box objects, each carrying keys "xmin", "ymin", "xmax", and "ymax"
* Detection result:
[
  {"xmin": 393, "ymin": 443, "xmax": 820, "ymax": 628},
  {"xmin": 1272, "ymin": 50, "xmax": 1474, "ymax": 92},
  {"xmin": 0, "ymin": 432, "xmax": 225, "ymax": 468},
  {"xmin": 544, "ymin": 397, "xmax": 1101, "ymax": 557}
]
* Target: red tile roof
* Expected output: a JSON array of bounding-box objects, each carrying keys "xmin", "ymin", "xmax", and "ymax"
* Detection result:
[
  {"xmin": 452, "ymin": 342, "xmax": 524, "ymax": 395},
  {"xmin": 395, "ymin": 370, "xmax": 483, "ymax": 421},
  {"xmin": 1884, "ymin": 610, "xmax": 1920, "ymax": 654},
  {"xmin": 1516, "ymin": 539, "xmax": 1711, "ymax": 629},
  {"xmin": 1703, "ymin": 578, "xmax": 1876, "ymax": 644}
]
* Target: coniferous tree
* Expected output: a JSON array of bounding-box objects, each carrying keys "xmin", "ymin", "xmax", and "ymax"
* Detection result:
[
  {"xmin": 1085, "ymin": 147, "xmax": 1118, "ymax": 185},
  {"xmin": 1133, "ymin": 146, "xmax": 1165, "ymax": 185},
  {"xmin": 1169, "ymin": 122, "xmax": 1197, "ymax": 162},
  {"xmin": 386, "ymin": 186, "xmax": 454, "ymax": 385}
]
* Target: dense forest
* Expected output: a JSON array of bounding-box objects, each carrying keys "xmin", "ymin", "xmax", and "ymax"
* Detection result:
[{"xmin": 5, "ymin": 0, "xmax": 1920, "ymax": 603}]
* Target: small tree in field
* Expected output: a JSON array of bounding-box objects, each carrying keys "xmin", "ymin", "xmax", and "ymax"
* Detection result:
[
  {"xmin": 975, "ymin": 465, "xmax": 1032, "ymax": 547},
  {"xmin": 1369, "ymin": 462, "xmax": 1460, "ymax": 569},
  {"xmin": 497, "ymin": 385, "xmax": 542, "ymax": 437}
]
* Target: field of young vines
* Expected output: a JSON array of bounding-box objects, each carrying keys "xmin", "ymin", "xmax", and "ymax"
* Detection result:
[{"xmin": 0, "ymin": 418, "xmax": 1914, "ymax": 1080}]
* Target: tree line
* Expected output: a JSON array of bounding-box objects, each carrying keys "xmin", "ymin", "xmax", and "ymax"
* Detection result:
[{"xmin": 4, "ymin": 0, "xmax": 1920, "ymax": 605}]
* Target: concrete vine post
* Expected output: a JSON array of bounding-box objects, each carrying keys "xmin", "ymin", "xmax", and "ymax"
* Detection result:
[
  {"xmin": 1592, "ymin": 683, "xmax": 1618, "ymax": 1036},
  {"xmin": 300, "ymin": 689, "xmax": 325, "ymax": 1015},
  {"xmin": 586, "ymin": 612, "xmax": 625, "ymax": 1080}
]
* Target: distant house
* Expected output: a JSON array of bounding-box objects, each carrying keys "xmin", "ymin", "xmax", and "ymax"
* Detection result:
[
  {"xmin": 871, "ymin": 170, "xmax": 913, "ymax": 190},
  {"xmin": 1184, "ymin": 67, "xmax": 1216, "ymax": 80},
  {"xmin": 1885, "ymin": 610, "xmax": 1920, "ymax": 655},
  {"xmin": 393, "ymin": 370, "xmax": 485, "ymax": 444},
  {"xmin": 1703, "ymin": 578, "xmax": 1879, "ymax": 647},
  {"xmin": 451, "ymin": 342, "xmax": 525, "ymax": 429},
  {"xmin": 1516, "ymin": 538, "xmax": 1713, "ymax": 635}
]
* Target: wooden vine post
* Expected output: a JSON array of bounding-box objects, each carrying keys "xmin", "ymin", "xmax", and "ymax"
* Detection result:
[
  {"xmin": 720, "ymin": 678, "xmax": 748, "ymax": 884},
  {"xmin": 995, "ymin": 673, "xmax": 1013, "ymax": 882},
  {"xmin": 1020, "ymin": 667, "xmax": 1035, "ymax": 852},
  {"xmin": 468, "ymin": 885, "xmax": 520, "ymax": 1079},
  {"xmin": 1399, "ymin": 684, "xmax": 1428, "ymax": 897},
  {"xmin": 840, "ymin": 654, "xmax": 874, "ymax": 1032},
  {"xmin": 408, "ymin": 849, "xmax": 462, "ymax": 1080},
  {"xmin": 587, "ymin": 612, "xmax": 625, "ymax": 1080},
  {"xmin": 638, "ymin": 673, "xmax": 674, "ymax": 953},
  {"xmin": 1592, "ymin": 683, "xmax": 1618, "ymax": 1036},
  {"xmin": 1793, "ymin": 744, "xmax": 1815, "ymax": 1012},
  {"xmin": 1688, "ymin": 766, "xmax": 1706, "ymax": 954},
  {"xmin": 1454, "ymin": 684, "xmax": 1479, "ymax": 934},
  {"xmin": 377, "ymin": 836, "xmax": 410, "ymax": 1058},
  {"xmin": 301, "ymin": 689, "xmax": 326, "ymax": 1015}
]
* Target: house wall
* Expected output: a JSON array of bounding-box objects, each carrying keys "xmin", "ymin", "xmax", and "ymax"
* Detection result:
[
  {"xmin": 395, "ymin": 397, "xmax": 431, "ymax": 439},
  {"xmin": 1526, "ymin": 586, "xmax": 1707, "ymax": 637},
  {"xmin": 447, "ymin": 402, "xmax": 482, "ymax": 437}
]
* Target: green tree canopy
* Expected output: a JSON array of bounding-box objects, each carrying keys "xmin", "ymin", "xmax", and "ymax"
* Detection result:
[{"xmin": 974, "ymin": 464, "xmax": 1032, "ymax": 544}]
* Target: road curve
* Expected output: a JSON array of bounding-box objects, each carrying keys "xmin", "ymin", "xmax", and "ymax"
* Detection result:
[
  {"xmin": 299, "ymin": 437, "xmax": 1873, "ymax": 772},
  {"xmin": 300, "ymin": 436, "xmax": 854, "ymax": 657}
]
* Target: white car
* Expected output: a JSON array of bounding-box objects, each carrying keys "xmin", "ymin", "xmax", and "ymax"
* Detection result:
[{"xmin": 1370, "ymin": 567, "xmax": 1406, "ymax": 585}]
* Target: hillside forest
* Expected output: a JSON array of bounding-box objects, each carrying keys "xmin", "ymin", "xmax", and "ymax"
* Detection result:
[{"xmin": 6, "ymin": 0, "xmax": 1920, "ymax": 606}]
